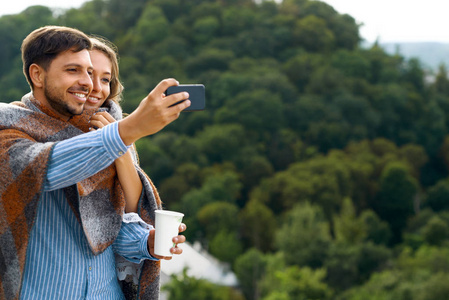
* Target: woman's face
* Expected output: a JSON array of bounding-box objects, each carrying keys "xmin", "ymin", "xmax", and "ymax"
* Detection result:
[{"xmin": 85, "ymin": 50, "xmax": 112, "ymax": 110}]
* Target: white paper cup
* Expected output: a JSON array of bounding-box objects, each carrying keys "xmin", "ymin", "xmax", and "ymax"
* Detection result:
[{"xmin": 154, "ymin": 210, "xmax": 184, "ymax": 257}]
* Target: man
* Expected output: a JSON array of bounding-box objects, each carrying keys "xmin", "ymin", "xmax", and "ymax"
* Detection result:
[{"xmin": 0, "ymin": 26, "xmax": 190, "ymax": 299}]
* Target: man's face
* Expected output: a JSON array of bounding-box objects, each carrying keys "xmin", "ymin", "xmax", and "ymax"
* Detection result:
[{"xmin": 41, "ymin": 49, "xmax": 93, "ymax": 119}]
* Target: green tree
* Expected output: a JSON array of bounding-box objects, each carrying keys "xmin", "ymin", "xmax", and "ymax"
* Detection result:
[
  {"xmin": 133, "ymin": 5, "xmax": 170, "ymax": 45},
  {"xmin": 398, "ymin": 144, "xmax": 428, "ymax": 179},
  {"xmin": 341, "ymin": 246, "xmax": 449, "ymax": 300},
  {"xmin": 414, "ymin": 272, "xmax": 449, "ymax": 300},
  {"xmin": 135, "ymin": 136, "xmax": 174, "ymax": 184},
  {"xmin": 403, "ymin": 58, "xmax": 425, "ymax": 93},
  {"xmin": 196, "ymin": 124, "xmax": 247, "ymax": 163},
  {"xmin": 375, "ymin": 162, "xmax": 419, "ymax": 243},
  {"xmin": 176, "ymin": 170, "xmax": 242, "ymax": 242},
  {"xmin": 234, "ymin": 248, "xmax": 268, "ymax": 300},
  {"xmin": 163, "ymin": 268, "xmax": 245, "ymax": 300},
  {"xmin": 222, "ymin": 7, "xmax": 257, "ymax": 35},
  {"xmin": 193, "ymin": 16, "xmax": 220, "ymax": 45},
  {"xmin": 106, "ymin": 0, "xmax": 148, "ymax": 36},
  {"xmin": 334, "ymin": 198, "xmax": 367, "ymax": 244},
  {"xmin": 236, "ymin": 153, "xmax": 274, "ymax": 194},
  {"xmin": 293, "ymin": 15, "xmax": 335, "ymax": 52},
  {"xmin": 360, "ymin": 210, "xmax": 392, "ymax": 245},
  {"xmin": 234, "ymin": 28, "xmax": 278, "ymax": 58},
  {"xmin": 266, "ymin": 129, "xmax": 308, "ymax": 171},
  {"xmin": 262, "ymin": 266, "xmax": 333, "ymax": 300},
  {"xmin": 208, "ymin": 230, "xmax": 243, "ymax": 264},
  {"xmin": 178, "ymin": 170, "xmax": 242, "ymax": 217},
  {"xmin": 0, "ymin": 6, "xmax": 56, "ymax": 101},
  {"xmin": 185, "ymin": 48, "xmax": 234, "ymax": 78},
  {"xmin": 306, "ymin": 65, "xmax": 344, "ymax": 98},
  {"xmin": 239, "ymin": 198, "xmax": 276, "ymax": 252},
  {"xmin": 434, "ymin": 64, "xmax": 449, "ymax": 94},
  {"xmin": 324, "ymin": 242, "xmax": 391, "ymax": 291},
  {"xmin": 59, "ymin": 0, "xmax": 114, "ymax": 37},
  {"xmin": 253, "ymin": 154, "xmax": 351, "ymax": 218},
  {"xmin": 421, "ymin": 215, "xmax": 449, "ymax": 246},
  {"xmin": 276, "ymin": 202, "xmax": 331, "ymax": 267},
  {"xmin": 331, "ymin": 49, "xmax": 370, "ymax": 80},
  {"xmin": 214, "ymin": 89, "xmax": 284, "ymax": 135},
  {"xmin": 425, "ymin": 178, "xmax": 449, "ymax": 211},
  {"xmin": 197, "ymin": 202, "xmax": 240, "ymax": 239},
  {"xmin": 330, "ymin": 14, "xmax": 360, "ymax": 50}
]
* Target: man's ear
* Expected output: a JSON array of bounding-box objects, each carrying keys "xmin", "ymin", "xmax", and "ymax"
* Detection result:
[{"xmin": 29, "ymin": 63, "xmax": 45, "ymax": 88}]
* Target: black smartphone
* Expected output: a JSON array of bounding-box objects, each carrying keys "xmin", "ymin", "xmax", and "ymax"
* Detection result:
[{"xmin": 166, "ymin": 84, "xmax": 206, "ymax": 111}]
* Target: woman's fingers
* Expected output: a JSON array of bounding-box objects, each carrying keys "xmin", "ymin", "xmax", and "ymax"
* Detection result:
[{"xmin": 90, "ymin": 112, "xmax": 117, "ymax": 129}]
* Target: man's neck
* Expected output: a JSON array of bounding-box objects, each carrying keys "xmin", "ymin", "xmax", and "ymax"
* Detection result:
[{"xmin": 32, "ymin": 91, "xmax": 71, "ymax": 122}]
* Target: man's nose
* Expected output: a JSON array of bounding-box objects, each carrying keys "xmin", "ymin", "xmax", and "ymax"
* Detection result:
[
  {"xmin": 91, "ymin": 76, "xmax": 101, "ymax": 93},
  {"xmin": 80, "ymin": 71, "xmax": 94, "ymax": 91}
]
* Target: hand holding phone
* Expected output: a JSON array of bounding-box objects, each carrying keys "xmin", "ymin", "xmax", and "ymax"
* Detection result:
[{"xmin": 165, "ymin": 84, "xmax": 206, "ymax": 111}]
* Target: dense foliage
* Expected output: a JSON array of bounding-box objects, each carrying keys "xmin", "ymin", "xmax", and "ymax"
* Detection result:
[{"xmin": 2, "ymin": 0, "xmax": 449, "ymax": 299}]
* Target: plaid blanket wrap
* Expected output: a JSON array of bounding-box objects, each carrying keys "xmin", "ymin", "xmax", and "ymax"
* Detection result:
[{"xmin": 0, "ymin": 94, "xmax": 162, "ymax": 300}]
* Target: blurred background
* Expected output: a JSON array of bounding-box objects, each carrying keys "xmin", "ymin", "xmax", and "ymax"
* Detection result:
[{"xmin": 2, "ymin": 0, "xmax": 449, "ymax": 299}]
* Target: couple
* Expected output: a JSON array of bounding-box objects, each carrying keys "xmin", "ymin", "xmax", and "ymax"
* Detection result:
[{"xmin": 0, "ymin": 26, "xmax": 191, "ymax": 299}]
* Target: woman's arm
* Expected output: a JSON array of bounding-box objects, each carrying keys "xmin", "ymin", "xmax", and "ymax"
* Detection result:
[
  {"xmin": 115, "ymin": 148, "xmax": 142, "ymax": 212},
  {"xmin": 90, "ymin": 111, "xmax": 142, "ymax": 213}
]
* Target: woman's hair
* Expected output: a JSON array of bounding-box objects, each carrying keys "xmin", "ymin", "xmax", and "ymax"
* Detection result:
[
  {"xmin": 22, "ymin": 26, "xmax": 92, "ymax": 90},
  {"xmin": 89, "ymin": 36, "xmax": 124, "ymax": 104}
]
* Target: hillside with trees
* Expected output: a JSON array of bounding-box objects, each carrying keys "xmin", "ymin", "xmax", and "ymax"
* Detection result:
[
  {"xmin": 380, "ymin": 41, "xmax": 449, "ymax": 72},
  {"xmin": 2, "ymin": 0, "xmax": 449, "ymax": 299}
]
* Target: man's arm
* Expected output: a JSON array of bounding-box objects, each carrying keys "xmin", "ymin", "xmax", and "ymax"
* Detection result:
[
  {"xmin": 113, "ymin": 219, "xmax": 158, "ymax": 263},
  {"xmin": 113, "ymin": 214, "xmax": 186, "ymax": 262},
  {"xmin": 44, "ymin": 122, "xmax": 129, "ymax": 191}
]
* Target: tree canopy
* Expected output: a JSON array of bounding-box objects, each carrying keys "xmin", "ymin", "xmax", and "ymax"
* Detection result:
[{"xmin": 2, "ymin": 0, "xmax": 449, "ymax": 299}]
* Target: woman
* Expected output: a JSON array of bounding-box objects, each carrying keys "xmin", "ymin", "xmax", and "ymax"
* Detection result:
[
  {"xmin": 87, "ymin": 36, "xmax": 141, "ymax": 213},
  {"xmin": 86, "ymin": 36, "xmax": 186, "ymax": 298}
]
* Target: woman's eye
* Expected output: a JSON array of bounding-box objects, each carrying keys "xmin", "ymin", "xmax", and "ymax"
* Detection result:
[{"xmin": 102, "ymin": 78, "xmax": 111, "ymax": 84}]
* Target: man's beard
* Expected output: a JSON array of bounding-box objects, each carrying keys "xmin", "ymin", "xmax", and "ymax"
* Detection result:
[{"xmin": 44, "ymin": 79, "xmax": 83, "ymax": 118}]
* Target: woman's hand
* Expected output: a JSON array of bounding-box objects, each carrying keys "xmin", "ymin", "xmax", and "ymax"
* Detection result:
[{"xmin": 89, "ymin": 111, "xmax": 116, "ymax": 130}]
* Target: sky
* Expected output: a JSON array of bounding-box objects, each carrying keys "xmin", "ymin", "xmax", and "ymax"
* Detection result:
[
  {"xmin": 1, "ymin": 0, "xmax": 87, "ymax": 16},
  {"xmin": 324, "ymin": 0, "xmax": 449, "ymax": 43},
  {"xmin": 1, "ymin": 0, "xmax": 449, "ymax": 44}
]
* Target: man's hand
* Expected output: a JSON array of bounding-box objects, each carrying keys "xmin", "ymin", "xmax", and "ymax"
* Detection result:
[
  {"xmin": 118, "ymin": 78, "xmax": 191, "ymax": 146},
  {"xmin": 148, "ymin": 223, "xmax": 187, "ymax": 260}
]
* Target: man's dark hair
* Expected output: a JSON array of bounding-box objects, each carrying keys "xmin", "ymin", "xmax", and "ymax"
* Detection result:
[{"xmin": 21, "ymin": 26, "xmax": 92, "ymax": 89}]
